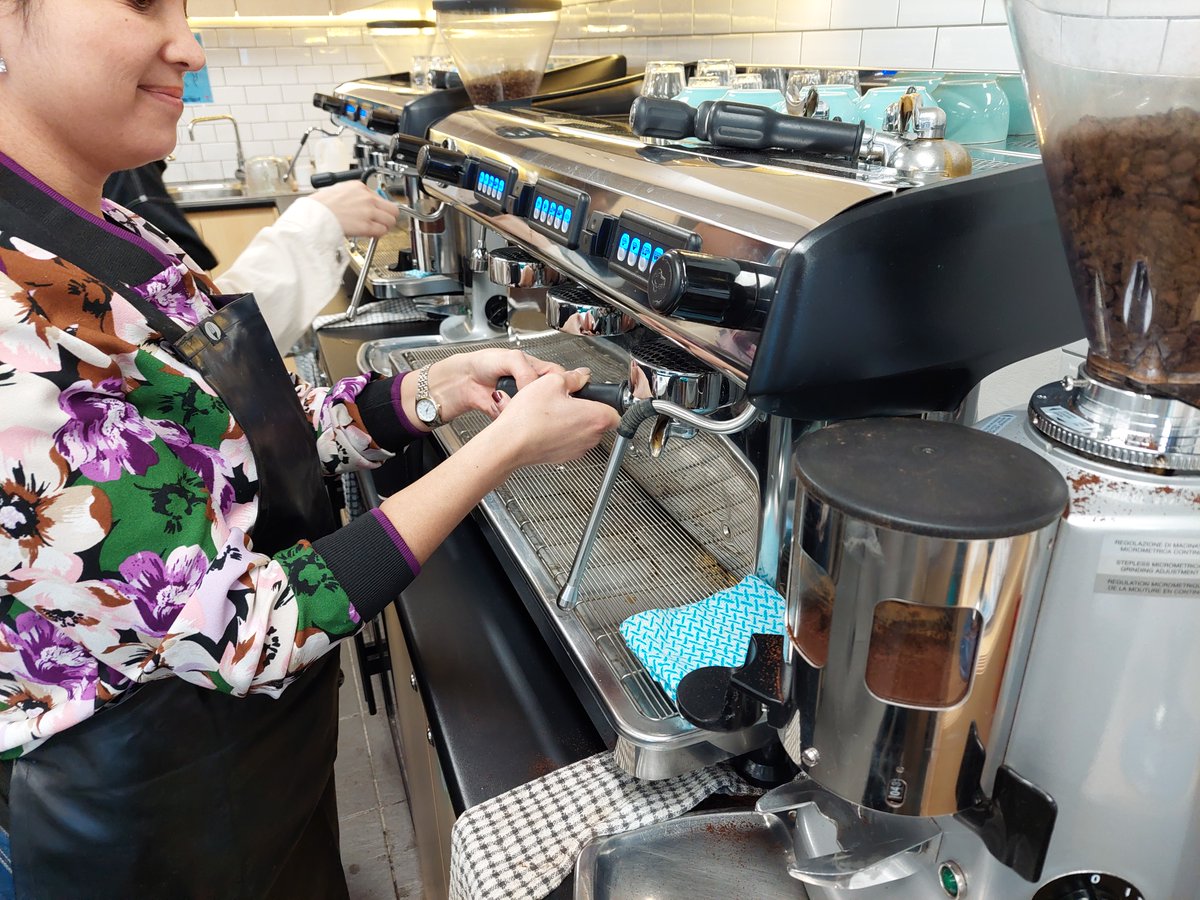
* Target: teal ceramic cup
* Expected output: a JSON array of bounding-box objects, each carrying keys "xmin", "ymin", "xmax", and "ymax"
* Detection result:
[
  {"xmin": 673, "ymin": 83, "xmax": 731, "ymax": 108},
  {"xmin": 931, "ymin": 76, "xmax": 1010, "ymax": 144},
  {"xmin": 721, "ymin": 87, "xmax": 787, "ymax": 110},
  {"xmin": 889, "ymin": 71, "xmax": 944, "ymax": 91},
  {"xmin": 858, "ymin": 85, "xmax": 938, "ymax": 130},
  {"xmin": 806, "ymin": 83, "xmax": 863, "ymax": 123},
  {"xmin": 994, "ymin": 73, "xmax": 1034, "ymax": 134}
]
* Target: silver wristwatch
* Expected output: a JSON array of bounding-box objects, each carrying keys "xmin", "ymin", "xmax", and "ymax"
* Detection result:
[{"xmin": 414, "ymin": 365, "xmax": 443, "ymax": 427}]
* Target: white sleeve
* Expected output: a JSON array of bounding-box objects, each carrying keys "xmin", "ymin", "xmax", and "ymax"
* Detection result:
[{"xmin": 213, "ymin": 195, "xmax": 349, "ymax": 353}]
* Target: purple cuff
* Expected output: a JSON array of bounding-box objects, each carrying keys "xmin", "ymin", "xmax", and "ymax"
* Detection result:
[
  {"xmin": 369, "ymin": 507, "xmax": 421, "ymax": 577},
  {"xmin": 391, "ymin": 371, "xmax": 425, "ymax": 437}
]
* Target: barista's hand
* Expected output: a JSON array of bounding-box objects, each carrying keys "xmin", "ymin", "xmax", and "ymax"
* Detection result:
[
  {"xmin": 487, "ymin": 368, "xmax": 621, "ymax": 467},
  {"xmin": 417, "ymin": 349, "xmax": 565, "ymax": 424},
  {"xmin": 310, "ymin": 180, "xmax": 398, "ymax": 238}
]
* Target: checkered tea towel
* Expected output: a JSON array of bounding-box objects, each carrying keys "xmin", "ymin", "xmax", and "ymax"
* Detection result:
[
  {"xmin": 619, "ymin": 575, "xmax": 786, "ymax": 703},
  {"xmin": 448, "ymin": 751, "xmax": 758, "ymax": 900}
]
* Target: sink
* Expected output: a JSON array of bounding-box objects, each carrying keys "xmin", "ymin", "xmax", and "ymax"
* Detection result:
[{"xmin": 166, "ymin": 180, "xmax": 246, "ymax": 202}]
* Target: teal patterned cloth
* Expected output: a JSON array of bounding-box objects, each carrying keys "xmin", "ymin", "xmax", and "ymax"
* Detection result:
[{"xmin": 619, "ymin": 576, "xmax": 786, "ymax": 702}]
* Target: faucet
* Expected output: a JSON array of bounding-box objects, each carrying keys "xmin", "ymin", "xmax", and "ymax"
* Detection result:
[
  {"xmin": 283, "ymin": 124, "xmax": 344, "ymax": 185},
  {"xmin": 187, "ymin": 114, "xmax": 245, "ymax": 182}
]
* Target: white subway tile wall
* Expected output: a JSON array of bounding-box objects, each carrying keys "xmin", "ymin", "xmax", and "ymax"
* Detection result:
[
  {"xmin": 169, "ymin": 26, "xmax": 402, "ymax": 184},
  {"xmin": 176, "ymin": 1, "xmax": 1020, "ymax": 182}
]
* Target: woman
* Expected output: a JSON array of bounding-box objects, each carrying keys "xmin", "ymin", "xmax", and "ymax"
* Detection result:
[{"xmin": 0, "ymin": 1, "xmax": 620, "ymax": 897}]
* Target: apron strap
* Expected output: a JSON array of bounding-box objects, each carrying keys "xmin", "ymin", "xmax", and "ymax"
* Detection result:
[{"xmin": 0, "ymin": 157, "xmax": 186, "ymax": 341}]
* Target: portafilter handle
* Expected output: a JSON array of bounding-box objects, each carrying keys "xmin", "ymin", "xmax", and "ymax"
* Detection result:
[
  {"xmin": 629, "ymin": 97, "xmax": 866, "ymax": 160},
  {"xmin": 493, "ymin": 376, "xmax": 631, "ymax": 413}
]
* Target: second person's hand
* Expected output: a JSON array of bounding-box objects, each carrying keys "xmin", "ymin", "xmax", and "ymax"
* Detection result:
[{"xmin": 310, "ymin": 180, "xmax": 399, "ymax": 238}]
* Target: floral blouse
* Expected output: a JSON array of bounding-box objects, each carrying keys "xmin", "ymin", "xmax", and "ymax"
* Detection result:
[{"xmin": 0, "ymin": 162, "xmax": 417, "ymax": 759}]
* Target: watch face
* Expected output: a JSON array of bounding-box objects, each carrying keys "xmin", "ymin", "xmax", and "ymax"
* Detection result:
[{"xmin": 416, "ymin": 397, "xmax": 439, "ymax": 424}]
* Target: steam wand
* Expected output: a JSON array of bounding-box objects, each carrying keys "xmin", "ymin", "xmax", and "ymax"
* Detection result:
[
  {"xmin": 557, "ymin": 398, "xmax": 761, "ymax": 611},
  {"xmin": 313, "ymin": 148, "xmax": 447, "ymax": 322}
]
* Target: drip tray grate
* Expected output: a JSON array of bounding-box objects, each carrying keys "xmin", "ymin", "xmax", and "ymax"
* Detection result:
[{"xmin": 398, "ymin": 333, "xmax": 759, "ymax": 726}]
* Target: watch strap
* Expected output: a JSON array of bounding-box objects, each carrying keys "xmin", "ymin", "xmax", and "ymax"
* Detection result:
[{"xmin": 415, "ymin": 365, "xmax": 443, "ymax": 426}]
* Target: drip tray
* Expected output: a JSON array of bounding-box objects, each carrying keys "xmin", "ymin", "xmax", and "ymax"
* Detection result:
[
  {"xmin": 575, "ymin": 811, "xmax": 805, "ymax": 900},
  {"xmin": 371, "ymin": 331, "xmax": 771, "ymax": 779}
]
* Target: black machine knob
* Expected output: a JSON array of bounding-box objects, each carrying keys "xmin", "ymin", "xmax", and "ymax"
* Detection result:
[
  {"xmin": 390, "ymin": 134, "xmax": 430, "ymax": 166},
  {"xmin": 417, "ymin": 144, "xmax": 469, "ymax": 187},
  {"xmin": 628, "ymin": 96, "xmax": 698, "ymax": 140},
  {"xmin": 312, "ymin": 92, "xmax": 343, "ymax": 114},
  {"xmin": 365, "ymin": 108, "xmax": 401, "ymax": 135},
  {"xmin": 695, "ymin": 101, "xmax": 866, "ymax": 159},
  {"xmin": 647, "ymin": 249, "xmax": 774, "ymax": 328}
]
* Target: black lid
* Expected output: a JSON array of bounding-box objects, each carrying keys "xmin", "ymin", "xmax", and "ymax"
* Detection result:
[
  {"xmin": 366, "ymin": 19, "xmax": 436, "ymax": 29},
  {"xmin": 794, "ymin": 418, "xmax": 1068, "ymax": 540},
  {"xmin": 432, "ymin": 0, "xmax": 561, "ymax": 11}
]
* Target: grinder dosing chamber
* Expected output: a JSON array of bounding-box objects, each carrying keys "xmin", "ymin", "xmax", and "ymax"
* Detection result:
[{"xmin": 781, "ymin": 419, "xmax": 1068, "ymax": 818}]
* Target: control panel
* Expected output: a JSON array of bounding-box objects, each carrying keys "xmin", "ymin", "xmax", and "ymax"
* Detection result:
[
  {"xmin": 525, "ymin": 179, "xmax": 590, "ymax": 250},
  {"xmin": 607, "ymin": 210, "xmax": 701, "ymax": 287},
  {"xmin": 472, "ymin": 159, "xmax": 517, "ymax": 211}
]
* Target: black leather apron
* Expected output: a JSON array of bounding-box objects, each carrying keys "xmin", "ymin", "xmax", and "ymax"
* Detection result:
[{"xmin": 0, "ymin": 164, "xmax": 347, "ymax": 899}]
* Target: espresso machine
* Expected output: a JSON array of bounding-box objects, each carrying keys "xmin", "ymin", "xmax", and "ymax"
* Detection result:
[
  {"xmin": 310, "ymin": 0, "xmax": 625, "ymax": 337},
  {"xmin": 344, "ymin": 48, "xmax": 1092, "ymax": 799}
]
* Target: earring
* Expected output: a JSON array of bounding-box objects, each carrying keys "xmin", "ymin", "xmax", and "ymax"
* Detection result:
[{"xmin": 0, "ymin": 57, "xmax": 7, "ymax": 74}]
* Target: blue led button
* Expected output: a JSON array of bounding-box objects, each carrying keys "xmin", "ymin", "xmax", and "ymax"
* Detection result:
[
  {"xmin": 617, "ymin": 232, "xmax": 630, "ymax": 262},
  {"xmin": 638, "ymin": 242, "xmax": 653, "ymax": 272},
  {"xmin": 549, "ymin": 204, "xmax": 561, "ymax": 229},
  {"xmin": 562, "ymin": 208, "xmax": 573, "ymax": 232},
  {"xmin": 534, "ymin": 197, "xmax": 544, "ymax": 219},
  {"xmin": 629, "ymin": 237, "xmax": 642, "ymax": 266},
  {"xmin": 652, "ymin": 246, "xmax": 665, "ymax": 264}
]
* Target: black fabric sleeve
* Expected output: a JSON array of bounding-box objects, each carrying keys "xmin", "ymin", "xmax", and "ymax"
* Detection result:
[
  {"xmin": 312, "ymin": 511, "xmax": 417, "ymax": 622},
  {"xmin": 356, "ymin": 375, "xmax": 422, "ymax": 453}
]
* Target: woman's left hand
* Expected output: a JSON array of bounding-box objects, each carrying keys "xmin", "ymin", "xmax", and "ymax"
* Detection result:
[{"xmin": 423, "ymin": 348, "xmax": 566, "ymax": 423}]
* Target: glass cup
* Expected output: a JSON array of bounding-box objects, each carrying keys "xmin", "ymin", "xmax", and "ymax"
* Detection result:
[
  {"xmin": 696, "ymin": 58, "xmax": 736, "ymax": 86},
  {"xmin": 672, "ymin": 75, "xmax": 728, "ymax": 107},
  {"xmin": 823, "ymin": 68, "xmax": 861, "ymax": 89},
  {"xmin": 410, "ymin": 54, "xmax": 432, "ymax": 89},
  {"xmin": 641, "ymin": 60, "xmax": 687, "ymax": 99},
  {"xmin": 729, "ymin": 72, "xmax": 764, "ymax": 90},
  {"xmin": 784, "ymin": 70, "xmax": 821, "ymax": 114}
]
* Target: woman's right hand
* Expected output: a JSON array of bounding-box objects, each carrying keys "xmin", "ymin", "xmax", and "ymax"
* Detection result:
[{"xmin": 486, "ymin": 368, "xmax": 621, "ymax": 468}]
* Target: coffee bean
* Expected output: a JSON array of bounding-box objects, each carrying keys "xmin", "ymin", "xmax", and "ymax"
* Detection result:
[
  {"xmin": 463, "ymin": 69, "xmax": 542, "ymax": 106},
  {"xmin": 1043, "ymin": 107, "xmax": 1200, "ymax": 403}
]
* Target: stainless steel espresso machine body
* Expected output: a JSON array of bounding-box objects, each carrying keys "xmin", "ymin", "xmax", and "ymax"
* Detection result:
[{"xmin": 358, "ymin": 72, "xmax": 1083, "ymax": 792}]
